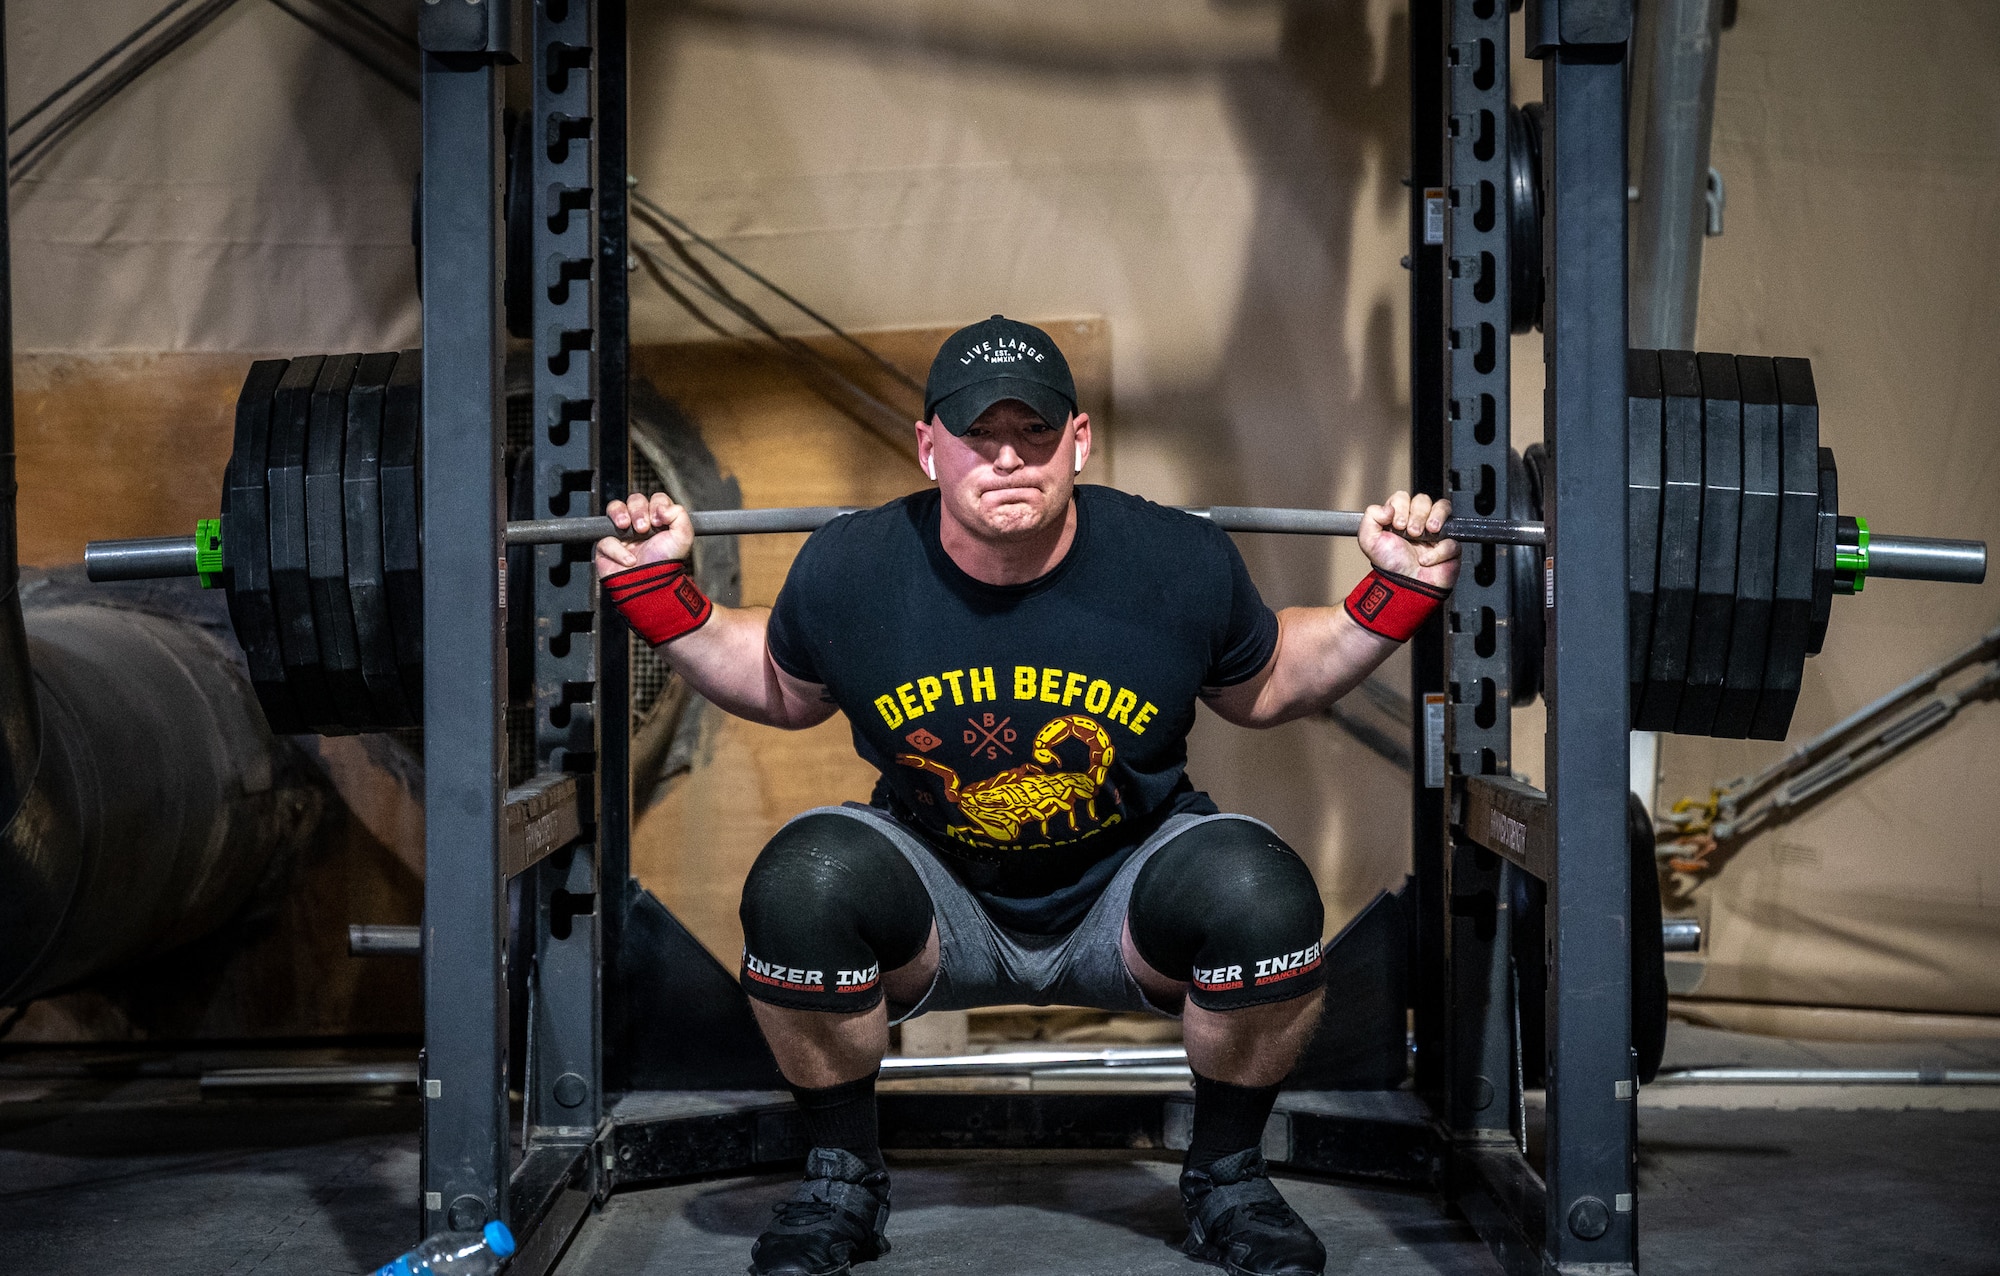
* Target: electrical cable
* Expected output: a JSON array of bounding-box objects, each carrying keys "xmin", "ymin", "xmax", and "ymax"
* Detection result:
[
  {"xmin": 9, "ymin": 0, "xmax": 245, "ymax": 186},
  {"xmin": 9, "ymin": 0, "xmax": 241, "ymax": 180},
  {"xmin": 630, "ymin": 244, "xmax": 742, "ymax": 345},
  {"xmin": 629, "ymin": 187, "xmax": 926, "ymax": 398},
  {"xmin": 630, "ymin": 237, "xmax": 920, "ymax": 460},
  {"xmin": 265, "ymin": 0, "xmax": 417, "ymax": 99},
  {"xmin": 314, "ymin": 0, "xmax": 415, "ymax": 51},
  {"xmin": 627, "ymin": 205, "xmax": 922, "ymax": 457},
  {"xmin": 8, "ymin": 0, "xmax": 413, "ymax": 187},
  {"xmin": 7, "ymin": 0, "xmax": 199, "ymax": 137},
  {"xmin": 635, "ymin": 213, "xmax": 914, "ymax": 428}
]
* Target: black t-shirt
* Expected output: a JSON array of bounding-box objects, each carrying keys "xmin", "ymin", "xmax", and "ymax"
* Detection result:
[{"xmin": 766, "ymin": 485, "xmax": 1279, "ymax": 933}]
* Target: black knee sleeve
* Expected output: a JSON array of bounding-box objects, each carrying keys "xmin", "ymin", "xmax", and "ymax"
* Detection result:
[
  {"xmin": 1128, "ymin": 818, "xmax": 1326, "ymax": 1012},
  {"xmin": 738, "ymin": 813, "xmax": 934, "ymax": 1013}
]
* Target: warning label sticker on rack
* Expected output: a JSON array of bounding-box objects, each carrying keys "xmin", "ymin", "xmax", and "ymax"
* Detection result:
[{"xmin": 1423, "ymin": 692, "xmax": 1446, "ymax": 788}]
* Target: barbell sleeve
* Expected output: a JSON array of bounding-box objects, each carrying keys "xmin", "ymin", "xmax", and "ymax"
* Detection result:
[
  {"xmin": 83, "ymin": 535, "xmax": 203, "ymax": 583},
  {"xmin": 1862, "ymin": 534, "xmax": 1987, "ymax": 586}
]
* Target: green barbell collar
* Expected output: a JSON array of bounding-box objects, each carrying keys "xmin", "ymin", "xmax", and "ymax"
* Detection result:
[
  {"xmin": 1836, "ymin": 514, "xmax": 1870, "ymax": 593},
  {"xmin": 195, "ymin": 518, "xmax": 225, "ymax": 590}
]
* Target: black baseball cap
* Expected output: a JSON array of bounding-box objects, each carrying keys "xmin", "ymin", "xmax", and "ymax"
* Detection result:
[{"xmin": 923, "ymin": 315, "xmax": 1077, "ymax": 436}]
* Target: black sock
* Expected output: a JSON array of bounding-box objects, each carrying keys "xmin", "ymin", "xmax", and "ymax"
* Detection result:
[
  {"xmin": 1186, "ymin": 1072, "xmax": 1282, "ymax": 1170},
  {"xmin": 790, "ymin": 1072, "xmax": 884, "ymax": 1173}
]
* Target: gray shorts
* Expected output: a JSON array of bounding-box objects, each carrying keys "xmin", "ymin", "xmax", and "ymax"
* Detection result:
[{"xmin": 793, "ymin": 804, "xmax": 1275, "ymax": 1023}]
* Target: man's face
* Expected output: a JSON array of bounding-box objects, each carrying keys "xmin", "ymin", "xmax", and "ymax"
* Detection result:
[{"xmin": 915, "ymin": 399, "xmax": 1093, "ymax": 542}]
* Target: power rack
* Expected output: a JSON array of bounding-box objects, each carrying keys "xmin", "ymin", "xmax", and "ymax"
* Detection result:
[{"xmin": 161, "ymin": 3, "xmax": 1971, "ymax": 1273}]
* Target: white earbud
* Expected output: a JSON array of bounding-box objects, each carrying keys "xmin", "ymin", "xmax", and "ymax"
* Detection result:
[
  {"xmin": 925, "ymin": 457, "xmax": 936, "ymax": 481},
  {"xmin": 1074, "ymin": 453, "xmax": 1085, "ymax": 474}
]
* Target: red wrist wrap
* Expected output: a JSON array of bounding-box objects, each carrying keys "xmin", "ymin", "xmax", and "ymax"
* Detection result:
[
  {"xmin": 604, "ymin": 560, "xmax": 713, "ymax": 645},
  {"xmin": 1344, "ymin": 568, "xmax": 1448, "ymax": 642}
]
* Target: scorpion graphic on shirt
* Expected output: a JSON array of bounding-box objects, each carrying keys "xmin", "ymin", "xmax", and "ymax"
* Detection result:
[{"xmin": 897, "ymin": 714, "xmax": 1119, "ymax": 844}]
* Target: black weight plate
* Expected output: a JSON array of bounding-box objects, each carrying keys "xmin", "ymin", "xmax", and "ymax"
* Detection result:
[
  {"xmin": 1776, "ymin": 353, "xmax": 1833, "ymax": 656},
  {"xmin": 1753, "ymin": 356, "xmax": 1821, "ymax": 739},
  {"xmin": 344, "ymin": 351, "xmax": 413, "ymax": 728},
  {"xmin": 307, "ymin": 354, "xmax": 367, "ymax": 732},
  {"xmin": 1674, "ymin": 352, "xmax": 1742, "ymax": 737},
  {"xmin": 1636, "ymin": 349, "xmax": 1703, "ymax": 731},
  {"xmin": 1626, "ymin": 349, "xmax": 1664, "ymax": 725},
  {"xmin": 1794, "ymin": 365, "xmax": 1834, "ymax": 659},
  {"xmin": 266, "ymin": 355, "xmax": 337, "ymax": 732},
  {"xmin": 1505, "ymin": 103, "xmax": 1544, "ymax": 335},
  {"xmin": 1713, "ymin": 355, "xmax": 1780, "ymax": 738},
  {"xmin": 223, "ymin": 359, "xmax": 302, "ymax": 733},
  {"xmin": 1507, "ymin": 445, "xmax": 1544, "ymax": 706},
  {"xmin": 1811, "ymin": 445, "xmax": 1838, "ymax": 656},
  {"xmin": 1627, "ymin": 790, "xmax": 1670, "ymax": 1085},
  {"xmin": 381, "ymin": 350, "xmax": 424, "ymax": 713}
]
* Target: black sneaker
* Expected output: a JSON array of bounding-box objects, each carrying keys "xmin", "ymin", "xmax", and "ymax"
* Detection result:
[
  {"xmin": 748, "ymin": 1147, "xmax": 892, "ymax": 1276},
  {"xmin": 1179, "ymin": 1147, "xmax": 1326, "ymax": 1276}
]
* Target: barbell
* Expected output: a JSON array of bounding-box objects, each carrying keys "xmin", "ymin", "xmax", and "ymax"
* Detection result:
[
  {"xmin": 82, "ymin": 349, "xmax": 1985, "ymax": 738},
  {"xmin": 88, "ymin": 504, "xmax": 1547, "ymax": 576}
]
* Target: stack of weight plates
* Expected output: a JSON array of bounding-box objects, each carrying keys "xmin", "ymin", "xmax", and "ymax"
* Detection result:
[
  {"xmin": 1625, "ymin": 348, "xmax": 1837, "ymax": 740},
  {"xmin": 221, "ymin": 352, "xmax": 424, "ymax": 734}
]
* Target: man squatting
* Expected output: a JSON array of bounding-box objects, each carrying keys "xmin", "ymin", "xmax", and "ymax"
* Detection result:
[{"xmin": 595, "ymin": 317, "xmax": 1460, "ymax": 1276}]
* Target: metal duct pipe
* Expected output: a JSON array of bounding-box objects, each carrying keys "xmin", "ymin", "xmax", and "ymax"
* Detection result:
[
  {"xmin": 0, "ymin": 6, "xmax": 34, "ymax": 842},
  {"xmin": 0, "ymin": 6, "xmax": 318, "ymax": 1007},
  {"xmin": 1629, "ymin": 0, "xmax": 1725, "ymax": 350},
  {"xmin": 0, "ymin": 602, "xmax": 323, "ymax": 1003}
]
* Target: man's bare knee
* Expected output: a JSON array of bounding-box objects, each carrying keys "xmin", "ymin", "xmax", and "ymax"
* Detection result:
[
  {"xmin": 750, "ymin": 999, "xmax": 889, "ymax": 1089},
  {"xmin": 1182, "ymin": 988, "xmax": 1326, "ymax": 1088}
]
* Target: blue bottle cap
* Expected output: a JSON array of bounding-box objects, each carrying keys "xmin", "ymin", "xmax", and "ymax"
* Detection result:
[{"xmin": 483, "ymin": 1220, "xmax": 517, "ymax": 1258}]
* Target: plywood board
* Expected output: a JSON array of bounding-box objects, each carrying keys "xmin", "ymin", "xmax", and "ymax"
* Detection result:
[{"xmin": 14, "ymin": 353, "xmax": 252, "ymax": 567}]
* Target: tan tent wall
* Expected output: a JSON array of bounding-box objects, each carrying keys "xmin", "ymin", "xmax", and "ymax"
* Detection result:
[
  {"xmin": 6, "ymin": 0, "xmax": 1995, "ymax": 1025},
  {"xmin": 7, "ymin": 2, "xmax": 421, "ymax": 353},
  {"xmin": 1654, "ymin": 1, "xmax": 2000, "ymax": 1021}
]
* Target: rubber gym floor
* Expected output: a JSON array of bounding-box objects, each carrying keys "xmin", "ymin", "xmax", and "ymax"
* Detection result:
[{"xmin": 1, "ymin": 1023, "xmax": 1995, "ymax": 1276}]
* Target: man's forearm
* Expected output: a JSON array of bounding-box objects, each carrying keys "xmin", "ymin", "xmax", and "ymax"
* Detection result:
[
  {"xmin": 647, "ymin": 604, "xmax": 823, "ymax": 729},
  {"xmin": 1244, "ymin": 606, "xmax": 1402, "ymax": 726}
]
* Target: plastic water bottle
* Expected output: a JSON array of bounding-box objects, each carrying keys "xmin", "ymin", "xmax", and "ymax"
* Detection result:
[{"xmin": 372, "ymin": 1221, "xmax": 517, "ymax": 1276}]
